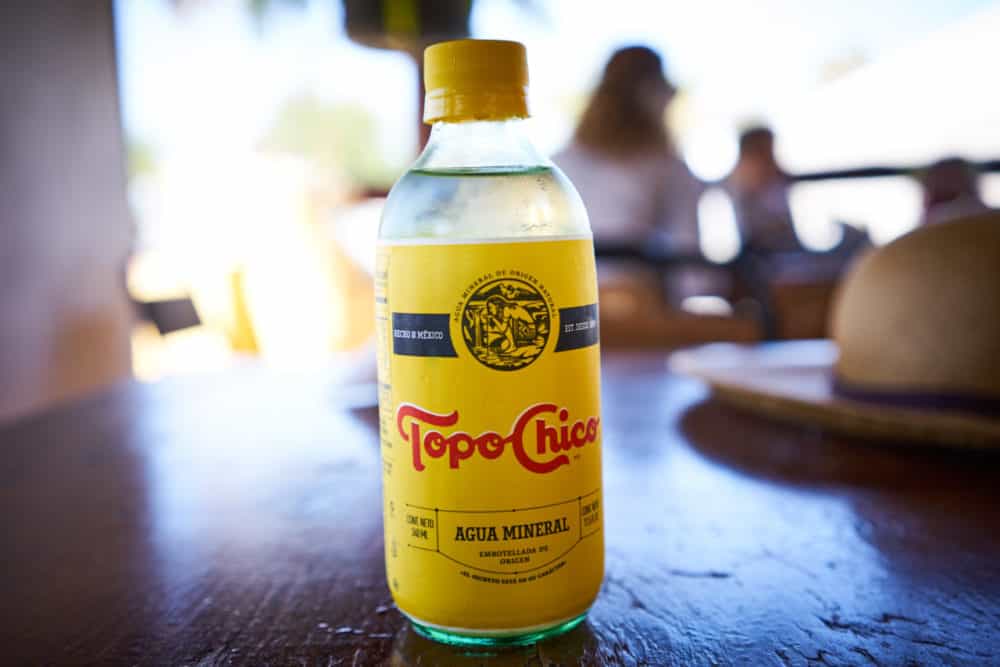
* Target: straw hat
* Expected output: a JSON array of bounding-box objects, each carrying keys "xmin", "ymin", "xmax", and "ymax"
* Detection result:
[{"xmin": 671, "ymin": 212, "xmax": 1000, "ymax": 448}]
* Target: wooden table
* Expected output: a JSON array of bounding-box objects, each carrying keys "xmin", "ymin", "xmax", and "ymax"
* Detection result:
[{"xmin": 2, "ymin": 353, "xmax": 998, "ymax": 665}]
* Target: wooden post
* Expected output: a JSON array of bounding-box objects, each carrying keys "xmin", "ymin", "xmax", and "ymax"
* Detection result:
[{"xmin": 0, "ymin": 1, "xmax": 132, "ymax": 420}]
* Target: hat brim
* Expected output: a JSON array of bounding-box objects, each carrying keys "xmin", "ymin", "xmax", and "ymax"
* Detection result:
[{"xmin": 670, "ymin": 340, "xmax": 1000, "ymax": 449}]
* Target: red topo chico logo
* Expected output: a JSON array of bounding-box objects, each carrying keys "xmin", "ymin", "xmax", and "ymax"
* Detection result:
[{"xmin": 397, "ymin": 403, "xmax": 600, "ymax": 474}]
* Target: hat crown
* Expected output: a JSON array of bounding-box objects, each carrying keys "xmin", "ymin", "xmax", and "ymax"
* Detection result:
[{"xmin": 832, "ymin": 212, "xmax": 1000, "ymax": 399}]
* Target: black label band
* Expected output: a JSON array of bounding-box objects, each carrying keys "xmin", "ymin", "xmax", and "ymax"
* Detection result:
[
  {"xmin": 555, "ymin": 304, "xmax": 600, "ymax": 352},
  {"xmin": 393, "ymin": 305, "xmax": 599, "ymax": 357},
  {"xmin": 392, "ymin": 313, "xmax": 457, "ymax": 357}
]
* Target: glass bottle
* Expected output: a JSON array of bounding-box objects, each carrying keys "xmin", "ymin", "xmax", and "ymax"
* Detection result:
[{"xmin": 375, "ymin": 39, "xmax": 604, "ymax": 646}]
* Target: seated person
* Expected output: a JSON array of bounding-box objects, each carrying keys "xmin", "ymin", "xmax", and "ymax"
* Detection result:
[
  {"xmin": 724, "ymin": 126, "xmax": 802, "ymax": 253},
  {"xmin": 920, "ymin": 157, "xmax": 993, "ymax": 226},
  {"xmin": 553, "ymin": 46, "xmax": 703, "ymax": 311}
]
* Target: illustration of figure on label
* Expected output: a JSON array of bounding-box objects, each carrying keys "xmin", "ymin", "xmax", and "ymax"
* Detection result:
[{"xmin": 462, "ymin": 279, "xmax": 550, "ymax": 370}]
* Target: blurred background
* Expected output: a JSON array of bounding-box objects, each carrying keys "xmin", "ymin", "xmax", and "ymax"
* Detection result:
[{"xmin": 2, "ymin": 0, "xmax": 998, "ymax": 421}]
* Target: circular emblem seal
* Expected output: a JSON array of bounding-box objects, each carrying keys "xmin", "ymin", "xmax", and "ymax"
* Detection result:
[{"xmin": 461, "ymin": 278, "xmax": 550, "ymax": 370}]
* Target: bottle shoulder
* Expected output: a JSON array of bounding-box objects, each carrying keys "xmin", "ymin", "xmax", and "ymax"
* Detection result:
[{"xmin": 379, "ymin": 163, "xmax": 592, "ymax": 241}]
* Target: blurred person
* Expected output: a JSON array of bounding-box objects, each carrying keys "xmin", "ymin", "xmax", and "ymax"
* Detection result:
[
  {"xmin": 724, "ymin": 126, "xmax": 865, "ymax": 340},
  {"xmin": 725, "ymin": 125, "xmax": 802, "ymax": 253},
  {"xmin": 553, "ymin": 46, "xmax": 704, "ymax": 319},
  {"xmin": 919, "ymin": 157, "xmax": 992, "ymax": 226},
  {"xmin": 554, "ymin": 46, "xmax": 702, "ymax": 253}
]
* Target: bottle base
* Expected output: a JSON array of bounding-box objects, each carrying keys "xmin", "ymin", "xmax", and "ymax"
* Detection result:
[{"xmin": 406, "ymin": 611, "xmax": 587, "ymax": 647}]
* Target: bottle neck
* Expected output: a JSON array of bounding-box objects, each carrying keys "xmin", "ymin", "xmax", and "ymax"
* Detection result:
[{"xmin": 411, "ymin": 118, "xmax": 548, "ymax": 172}]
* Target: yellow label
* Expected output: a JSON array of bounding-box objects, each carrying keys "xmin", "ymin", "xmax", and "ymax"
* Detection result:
[{"xmin": 375, "ymin": 237, "xmax": 604, "ymax": 632}]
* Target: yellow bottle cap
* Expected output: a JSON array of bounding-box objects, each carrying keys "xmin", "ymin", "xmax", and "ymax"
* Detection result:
[{"xmin": 423, "ymin": 39, "xmax": 529, "ymax": 124}]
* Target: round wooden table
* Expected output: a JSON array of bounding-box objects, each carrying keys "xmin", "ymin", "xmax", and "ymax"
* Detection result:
[{"xmin": 2, "ymin": 352, "xmax": 997, "ymax": 665}]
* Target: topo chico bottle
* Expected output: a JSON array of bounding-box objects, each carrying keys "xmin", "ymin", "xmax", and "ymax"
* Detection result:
[{"xmin": 374, "ymin": 39, "xmax": 604, "ymax": 646}]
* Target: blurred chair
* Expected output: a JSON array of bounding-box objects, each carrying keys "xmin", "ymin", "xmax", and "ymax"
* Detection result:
[
  {"xmin": 594, "ymin": 219, "xmax": 871, "ymax": 346},
  {"xmin": 594, "ymin": 243, "xmax": 760, "ymax": 348}
]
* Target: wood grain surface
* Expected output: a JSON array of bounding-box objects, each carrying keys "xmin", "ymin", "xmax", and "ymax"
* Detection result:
[{"xmin": 2, "ymin": 353, "xmax": 998, "ymax": 665}]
